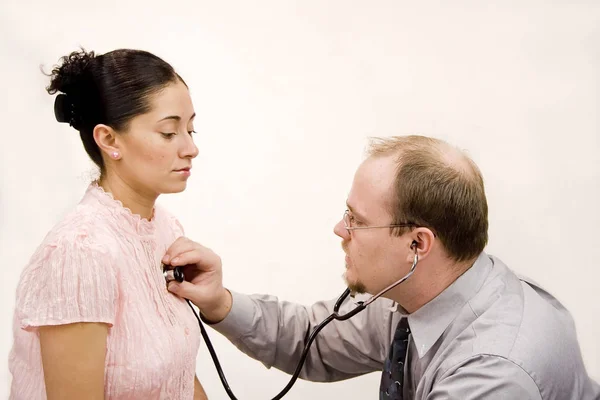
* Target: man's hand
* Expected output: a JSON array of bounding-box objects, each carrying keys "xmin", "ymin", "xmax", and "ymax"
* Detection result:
[{"xmin": 163, "ymin": 237, "xmax": 232, "ymax": 323}]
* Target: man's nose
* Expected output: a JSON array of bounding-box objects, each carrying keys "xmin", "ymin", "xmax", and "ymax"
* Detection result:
[{"xmin": 333, "ymin": 219, "xmax": 350, "ymax": 240}]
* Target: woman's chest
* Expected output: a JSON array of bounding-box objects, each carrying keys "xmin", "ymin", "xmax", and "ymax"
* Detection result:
[
  {"xmin": 104, "ymin": 237, "xmax": 200, "ymax": 398},
  {"xmin": 107, "ymin": 290, "xmax": 200, "ymax": 370}
]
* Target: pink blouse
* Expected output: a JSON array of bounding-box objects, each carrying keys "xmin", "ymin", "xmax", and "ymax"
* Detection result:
[{"xmin": 9, "ymin": 183, "xmax": 200, "ymax": 399}]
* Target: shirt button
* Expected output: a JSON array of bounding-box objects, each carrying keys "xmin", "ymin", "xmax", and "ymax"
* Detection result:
[{"xmin": 184, "ymin": 327, "xmax": 190, "ymax": 336}]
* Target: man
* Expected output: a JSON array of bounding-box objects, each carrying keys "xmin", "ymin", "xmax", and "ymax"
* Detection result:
[{"xmin": 164, "ymin": 135, "xmax": 600, "ymax": 399}]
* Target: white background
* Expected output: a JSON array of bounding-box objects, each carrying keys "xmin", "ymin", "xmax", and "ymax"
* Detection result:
[{"xmin": 1, "ymin": 1, "xmax": 598, "ymax": 398}]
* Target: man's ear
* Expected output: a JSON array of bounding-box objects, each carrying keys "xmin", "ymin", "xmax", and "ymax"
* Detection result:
[{"xmin": 407, "ymin": 228, "xmax": 435, "ymax": 262}]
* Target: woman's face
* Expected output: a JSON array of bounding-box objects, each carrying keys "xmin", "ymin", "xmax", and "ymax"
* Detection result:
[{"xmin": 108, "ymin": 80, "xmax": 199, "ymax": 197}]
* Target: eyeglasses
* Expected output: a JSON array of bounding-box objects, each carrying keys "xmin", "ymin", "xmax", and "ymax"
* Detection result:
[{"xmin": 342, "ymin": 210, "xmax": 418, "ymax": 234}]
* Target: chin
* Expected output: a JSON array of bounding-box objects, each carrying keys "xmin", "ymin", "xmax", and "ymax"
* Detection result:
[
  {"xmin": 159, "ymin": 181, "xmax": 188, "ymax": 194},
  {"xmin": 343, "ymin": 270, "xmax": 367, "ymax": 295},
  {"xmin": 347, "ymin": 280, "xmax": 367, "ymax": 295}
]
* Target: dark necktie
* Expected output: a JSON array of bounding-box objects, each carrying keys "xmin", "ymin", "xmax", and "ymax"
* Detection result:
[{"xmin": 380, "ymin": 317, "xmax": 411, "ymax": 399}]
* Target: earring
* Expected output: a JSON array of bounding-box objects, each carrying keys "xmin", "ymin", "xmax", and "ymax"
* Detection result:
[{"xmin": 112, "ymin": 151, "xmax": 119, "ymax": 159}]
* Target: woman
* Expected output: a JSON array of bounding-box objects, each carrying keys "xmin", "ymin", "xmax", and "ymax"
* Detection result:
[{"xmin": 8, "ymin": 48, "xmax": 207, "ymax": 399}]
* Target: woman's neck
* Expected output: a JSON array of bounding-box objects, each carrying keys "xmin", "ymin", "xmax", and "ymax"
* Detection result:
[{"xmin": 98, "ymin": 176, "xmax": 157, "ymax": 220}]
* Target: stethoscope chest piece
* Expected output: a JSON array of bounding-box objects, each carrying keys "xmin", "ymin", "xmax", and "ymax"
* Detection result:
[{"xmin": 162, "ymin": 263, "xmax": 185, "ymax": 283}]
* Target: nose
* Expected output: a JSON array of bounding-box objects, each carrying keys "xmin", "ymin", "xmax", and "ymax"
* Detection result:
[
  {"xmin": 333, "ymin": 218, "xmax": 350, "ymax": 240},
  {"xmin": 181, "ymin": 133, "xmax": 199, "ymax": 159}
]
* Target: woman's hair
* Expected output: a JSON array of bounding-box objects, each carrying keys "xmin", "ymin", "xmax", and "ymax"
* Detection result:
[{"xmin": 46, "ymin": 48, "xmax": 185, "ymax": 173}]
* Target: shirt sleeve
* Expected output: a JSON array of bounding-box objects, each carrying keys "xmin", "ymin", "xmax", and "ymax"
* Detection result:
[
  {"xmin": 15, "ymin": 231, "xmax": 118, "ymax": 330},
  {"xmin": 427, "ymin": 355, "xmax": 542, "ymax": 400},
  {"xmin": 209, "ymin": 290, "xmax": 394, "ymax": 382}
]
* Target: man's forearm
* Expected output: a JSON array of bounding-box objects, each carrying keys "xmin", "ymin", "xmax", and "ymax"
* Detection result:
[{"xmin": 209, "ymin": 291, "xmax": 390, "ymax": 382}]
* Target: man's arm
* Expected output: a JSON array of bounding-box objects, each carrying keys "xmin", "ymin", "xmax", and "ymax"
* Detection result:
[
  {"xmin": 208, "ymin": 290, "xmax": 394, "ymax": 382},
  {"xmin": 427, "ymin": 355, "xmax": 542, "ymax": 400},
  {"xmin": 162, "ymin": 238, "xmax": 393, "ymax": 382}
]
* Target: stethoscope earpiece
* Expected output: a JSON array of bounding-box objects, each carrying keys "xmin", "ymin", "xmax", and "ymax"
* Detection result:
[{"xmin": 162, "ymin": 264, "xmax": 185, "ymax": 283}]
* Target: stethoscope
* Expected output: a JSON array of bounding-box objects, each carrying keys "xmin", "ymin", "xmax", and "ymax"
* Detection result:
[{"xmin": 163, "ymin": 242, "xmax": 419, "ymax": 399}]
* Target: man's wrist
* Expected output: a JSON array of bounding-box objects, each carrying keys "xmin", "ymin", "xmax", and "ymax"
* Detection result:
[{"xmin": 200, "ymin": 288, "xmax": 233, "ymax": 324}]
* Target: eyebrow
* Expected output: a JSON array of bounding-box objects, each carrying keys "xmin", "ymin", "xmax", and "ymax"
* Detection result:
[
  {"xmin": 158, "ymin": 113, "xmax": 196, "ymax": 122},
  {"xmin": 346, "ymin": 203, "xmax": 368, "ymax": 221}
]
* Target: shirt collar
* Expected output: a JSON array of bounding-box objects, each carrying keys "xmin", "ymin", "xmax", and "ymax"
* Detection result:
[
  {"xmin": 388, "ymin": 252, "xmax": 493, "ymax": 359},
  {"xmin": 83, "ymin": 182, "xmax": 157, "ymax": 238}
]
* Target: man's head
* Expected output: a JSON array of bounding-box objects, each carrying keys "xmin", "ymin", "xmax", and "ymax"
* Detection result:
[{"xmin": 334, "ymin": 135, "xmax": 488, "ymax": 304}]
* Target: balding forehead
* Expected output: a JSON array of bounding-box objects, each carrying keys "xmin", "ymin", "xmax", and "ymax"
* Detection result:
[
  {"xmin": 367, "ymin": 135, "xmax": 479, "ymax": 179},
  {"xmin": 350, "ymin": 155, "xmax": 397, "ymax": 220}
]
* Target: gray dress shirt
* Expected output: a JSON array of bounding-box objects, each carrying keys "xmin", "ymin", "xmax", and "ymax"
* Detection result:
[{"xmin": 211, "ymin": 253, "xmax": 600, "ymax": 399}]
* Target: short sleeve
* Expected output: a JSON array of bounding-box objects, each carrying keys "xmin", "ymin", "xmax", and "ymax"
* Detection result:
[{"xmin": 15, "ymin": 231, "xmax": 118, "ymax": 330}]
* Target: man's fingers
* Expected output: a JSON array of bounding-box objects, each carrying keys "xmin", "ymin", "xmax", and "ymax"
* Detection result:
[
  {"xmin": 167, "ymin": 248, "xmax": 219, "ymax": 270},
  {"xmin": 167, "ymin": 280, "xmax": 198, "ymax": 300},
  {"xmin": 167, "ymin": 250, "xmax": 201, "ymax": 267},
  {"xmin": 163, "ymin": 237, "xmax": 199, "ymax": 263}
]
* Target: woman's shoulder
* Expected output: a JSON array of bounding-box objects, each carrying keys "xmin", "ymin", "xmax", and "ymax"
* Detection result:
[
  {"xmin": 48, "ymin": 201, "xmax": 120, "ymax": 247},
  {"xmin": 27, "ymin": 194, "xmax": 121, "ymax": 271},
  {"xmin": 15, "ymin": 218, "xmax": 121, "ymax": 330},
  {"xmin": 14, "ymin": 195, "xmax": 121, "ymax": 328}
]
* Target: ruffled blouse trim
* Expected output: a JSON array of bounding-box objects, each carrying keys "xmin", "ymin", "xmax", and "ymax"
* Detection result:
[{"xmin": 86, "ymin": 181, "xmax": 156, "ymax": 237}]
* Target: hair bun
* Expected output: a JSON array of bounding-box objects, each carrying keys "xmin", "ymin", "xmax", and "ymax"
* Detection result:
[
  {"xmin": 46, "ymin": 49, "xmax": 96, "ymax": 130},
  {"xmin": 46, "ymin": 49, "xmax": 96, "ymax": 95}
]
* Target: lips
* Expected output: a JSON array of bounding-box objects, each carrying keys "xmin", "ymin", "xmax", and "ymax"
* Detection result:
[{"xmin": 174, "ymin": 167, "xmax": 191, "ymax": 172}]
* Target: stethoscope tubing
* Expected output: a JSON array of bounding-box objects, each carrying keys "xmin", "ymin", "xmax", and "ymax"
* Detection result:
[{"xmin": 173, "ymin": 249, "xmax": 419, "ymax": 399}]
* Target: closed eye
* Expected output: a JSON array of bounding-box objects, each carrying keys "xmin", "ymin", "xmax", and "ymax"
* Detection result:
[
  {"xmin": 347, "ymin": 211, "xmax": 364, "ymax": 227},
  {"xmin": 160, "ymin": 132, "xmax": 176, "ymax": 139},
  {"xmin": 353, "ymin": 218, "xmax": 365, "ymax": 227}
]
